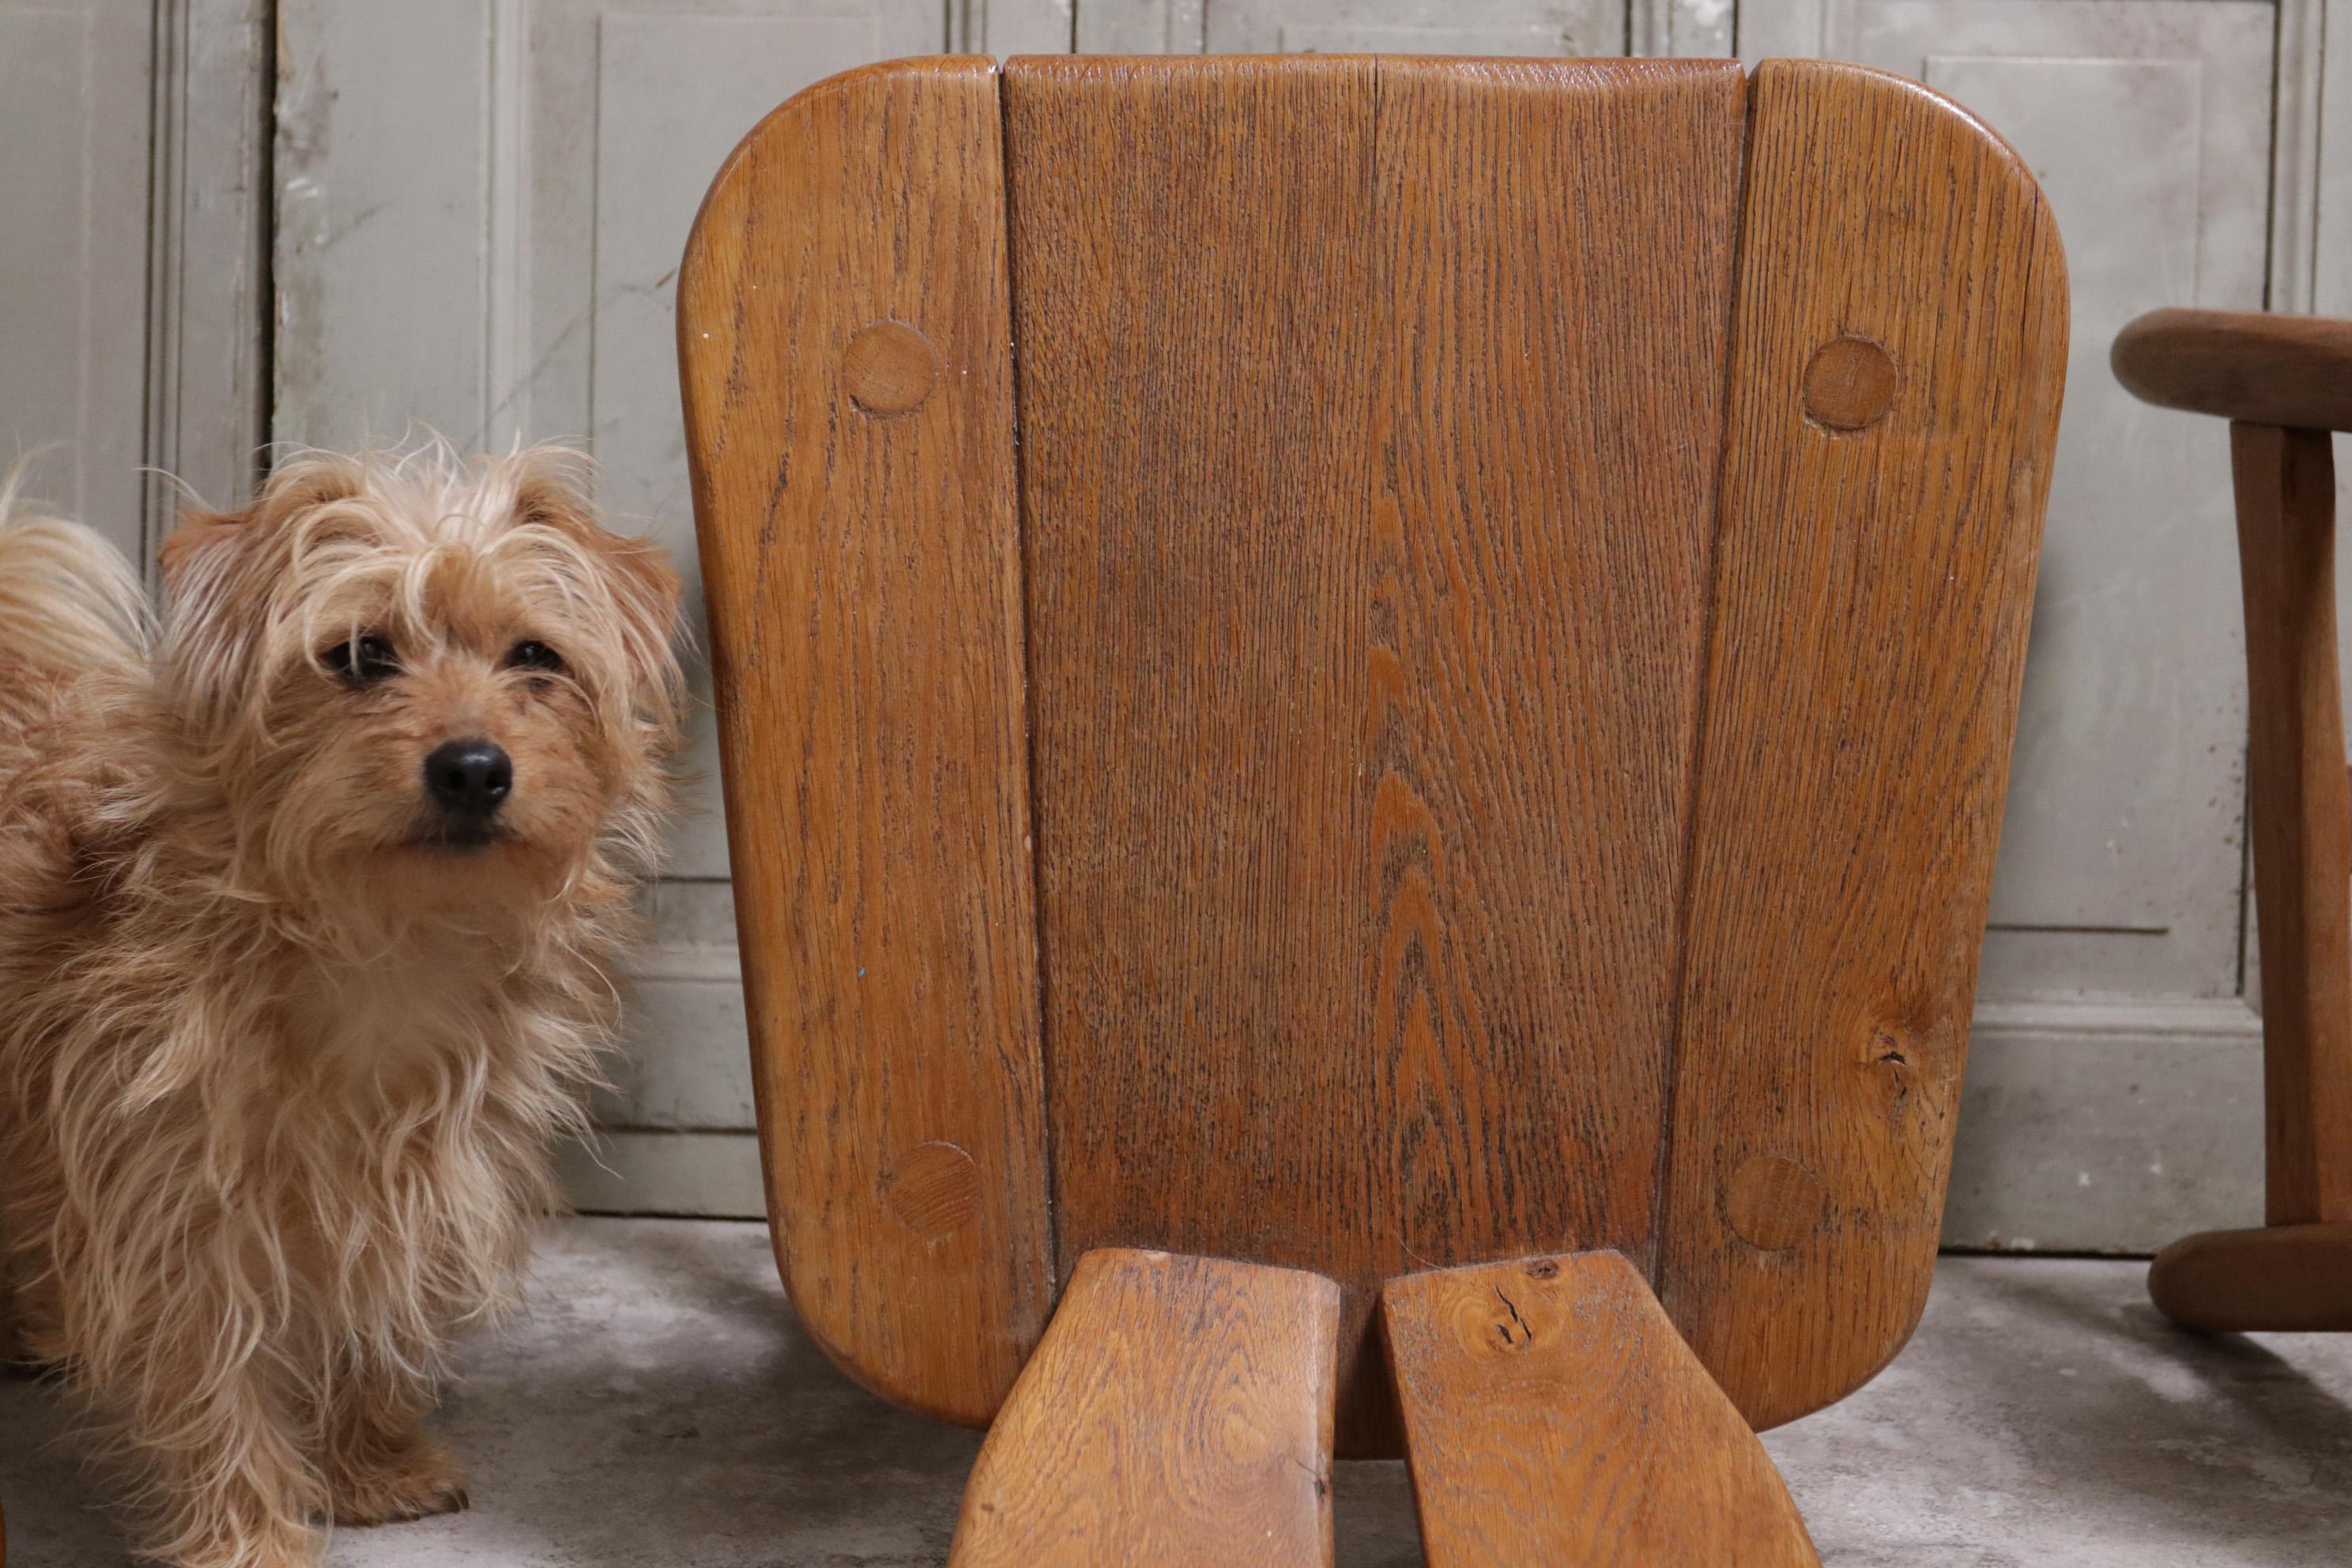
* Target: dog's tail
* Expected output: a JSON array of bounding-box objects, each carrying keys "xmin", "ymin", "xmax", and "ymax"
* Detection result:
[{"xmin": 0, "ymin": 466, "xmax": 151, "ymax": 694}]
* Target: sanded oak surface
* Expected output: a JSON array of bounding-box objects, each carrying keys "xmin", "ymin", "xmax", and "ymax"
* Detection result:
[
  {"xmin": 2113, "ymin": 333, "xmax": 2352, "ymax": 1327},
  {"xmin": 1384, "ymin": 1253, "xmax": 1819, "ymax": 1566},
  {"xmin": 2113, "ymin": 309, "xmax": 2352, "ymax": 434},
  {"xmin": 1004, "ymin": 51, "xmax": 1746, "ymax": 1453},
  {"xmin": 948, "ymin": 1250, "xmax": 1340, "ymax": 1568},
  {"xmin": 681, "ymin": 54, "xmax": 2067, "ymax": 1447},
  {"xmin": 1655, "ymin": 59, "xmax": 2068, "ymax": 1431},
  {"xmin": 677, "ymin": 57, "xmax": 1051, "ymax": 1425},
  {"xmin": 2224, "ymin": 424, "xmax": 2352, "ymax": 1227}
]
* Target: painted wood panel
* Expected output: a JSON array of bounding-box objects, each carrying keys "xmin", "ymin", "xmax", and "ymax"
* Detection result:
[
  {"xmin": 277, "ymin": 0, "xmax": 952, "ymax": 881},
  {"xmin": 1746, "ymin": 2, "xmax": 2271, "ymax": 1004},
  {"xmin": 1084, "ymin": 0, "xmax": 1625, "ymax": 54},
  {"xmin": 146, "ymin": 0, "xmax": 274, "ymax": 523},
  {"xmin": 0, "ymin": 0, "xmax": 154, "ymax": 558},
  {"xmin": 576, "ymin": 6, "xmax": 933, "ymax": 878},
  {"xmin": 1740, "ymin": 0, "xmax": 2294, "ymax": 1256},
  {"xmin": 1216, "ymin": 3, "xmax": 1623, "ymax": 54},
  {"xmin": 271, "ymin": 2, "xmax": 999, "ymax": 1200},
  {"xmin": 275, "ymin": 0, "xmax": 498, "ymax": 452},
  {"xmin": 267, "ymin": 0, "xmax": 2328, "ymax": 1246}
]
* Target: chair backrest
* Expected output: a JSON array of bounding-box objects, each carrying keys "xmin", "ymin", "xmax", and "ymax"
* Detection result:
[{"xmin": 679, "ymin": 52, "xmax": 2067, "ymax": 1455}]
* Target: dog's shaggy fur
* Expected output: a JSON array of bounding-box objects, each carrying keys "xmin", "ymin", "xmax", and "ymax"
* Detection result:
[{"xmin": 0, "ymin": 448, "xmax": 682, "ymax": 1566}]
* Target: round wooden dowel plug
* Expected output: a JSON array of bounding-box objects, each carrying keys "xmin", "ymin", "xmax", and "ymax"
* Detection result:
[
  {"xmin": 843, "ymin": 321, "xmax": 937, "ymax": 416},
  {"xmin": 1802, "ymin": 335, "xmax": 1898, "ymax": 431}
]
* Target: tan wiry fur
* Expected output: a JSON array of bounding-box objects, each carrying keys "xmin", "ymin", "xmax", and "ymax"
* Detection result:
[{"xmin": 0, "ymin": 447, "xmax": 683, "ymax": 1566}]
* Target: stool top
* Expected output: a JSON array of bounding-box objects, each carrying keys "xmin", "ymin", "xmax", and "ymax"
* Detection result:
[{"xmin": 2113, "ymin": 307, "xmax": 2352, "ymax": 433}]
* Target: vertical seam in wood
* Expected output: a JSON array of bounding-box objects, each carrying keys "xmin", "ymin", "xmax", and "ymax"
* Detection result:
[
  {"xmin": 997, "ymin": 66, "xmax": 1060, "ymax": 1300},
  {"xmin": 1649, "ymin": 66, "xmax": 1760, "ymax": 1294},
  {"xmin": 1366, "ymin": 50, "xmax": 1392, "ymax": 1326}
]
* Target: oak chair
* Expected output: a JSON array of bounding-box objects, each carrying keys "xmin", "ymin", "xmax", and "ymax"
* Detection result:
[
  {"xmin": 2113, "ymin": 310, "xmax": 2352, "ymax": 1333},
  {"xmin": 680, "ymin": 53, "xmax": 2067, "ymax": 1564}
]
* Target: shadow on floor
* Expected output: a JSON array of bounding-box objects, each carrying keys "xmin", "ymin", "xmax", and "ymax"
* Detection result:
[
  {"xmin": 9, "ymin": 1232, "xmax": 2352, "ymax": 1566},
  {"xmin": 1766, "ymin": 1255, "xmax": 2352, "ymax": 1567}
]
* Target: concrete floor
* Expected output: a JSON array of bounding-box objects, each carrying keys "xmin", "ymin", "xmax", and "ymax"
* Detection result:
[{"xmin": 6, "ymin": 1220, "xmax": 2351, "ymax": 1565}]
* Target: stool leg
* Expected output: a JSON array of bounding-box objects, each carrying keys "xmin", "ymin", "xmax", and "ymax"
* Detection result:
[
  {"xmin": 2149, "ymin": 425, "xmax": 2352, "ymax": 1331},
  {"xmin": 948, "ymin": 1248, "xmax": 1340, "ymax": 1568},
  {"xmin": 1382, "ymin": 1251, "xmax": 1819, "ymax": 1567},
  {"xmin": 2233, "ymin": 424, "xmax": 2352, "ymax": 1228},
  {"xmin": 2150, "ymin": 1221, "xmax": 2352, "ymax": 1331}
]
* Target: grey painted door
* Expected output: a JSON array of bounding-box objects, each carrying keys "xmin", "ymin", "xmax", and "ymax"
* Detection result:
[
  {"xmin": 1735, "ymin": 0, "xmax": 2312, "ymax": 1249},
  {"xmin": 261, "ymin": 0, "xmax": 2317, "ymax": 1245},
  {"xmin": 0, "ymin": 0, "xmax": 269, "ymax": 560},
  {"xmin": 1, "ymin": 0, "xmax": 156, "ymax": 559},
  {"xmin": 274, "ymin": 0, "xmax": 1063, "ymax": 1212}
]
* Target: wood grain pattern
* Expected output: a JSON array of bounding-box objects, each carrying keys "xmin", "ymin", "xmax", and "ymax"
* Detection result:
[
  {"xmin": 676, "ymin": 57, "xmax": 1051, "ymax": 1426},
  {"xmin": 948, "ymin": 1249, "xmax": 1340, "ymax": 1568},
  {"xmin": 2113, "ymin": 309, "xmax": 2352, "ymax": 434},
  {"xmin": 2118, "ymin": 355, "xmax": 2352, "ymax": 1323},
  {"xmin": 1383, "ymin": 1253, "xmax": 1819, "ymax": 1566},
  {"xmin": 2148, "ymin": 1221, "xmax": 2352, "ymax": 1332},
  {"xmin": 1003, "ymin": 52, "xmax": 1747, "ymax": 1454},
  {"xmin": 2226, "ymin": 424, "xmax": 2352, "ymax": 1225},
  {"xmin": 684, "ymin": 54, "xmax": 2069, "ymax": 1455},
  {"xmin": 1656, "ymin": 59, "xmax": 2069, "ymax": 1431}
]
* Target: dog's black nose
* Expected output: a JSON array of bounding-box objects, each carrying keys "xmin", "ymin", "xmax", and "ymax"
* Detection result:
[{"xmin": 423, "ymin": 739, "xmax": 512, "ymax": 818}]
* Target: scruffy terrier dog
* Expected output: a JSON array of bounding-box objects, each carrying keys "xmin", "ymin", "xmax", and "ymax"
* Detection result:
[{"xmin": 0, "ymin": 447, "xmax": 683, "ymax": 1566}]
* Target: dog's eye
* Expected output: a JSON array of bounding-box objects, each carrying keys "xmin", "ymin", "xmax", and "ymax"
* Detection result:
[
  {"xmin": 325, "ymin": 635, "xmax": 399, "ymax": 685},
  {"xmin": 505, "ymin": 640, "xmax": 564, "ymax": 674}
]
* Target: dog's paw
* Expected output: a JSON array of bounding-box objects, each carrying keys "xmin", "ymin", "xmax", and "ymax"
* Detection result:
[
  {"xmin": 167, "ymin": 1517, "xmax": 326, "ymax": 1568},
  {"xmin": 330, "ymin": 1437, "xmax": 471, "ymax": 1528}
]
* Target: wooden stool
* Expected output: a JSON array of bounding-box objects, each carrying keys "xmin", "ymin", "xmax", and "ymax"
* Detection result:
[
  {"xmin": 2114, "ymin": 309, "xmax": 2352, "ymax": 1332},
  {"xmin": 680, "ymin": 54, "xmax": 2067, "ymax": 1563}
]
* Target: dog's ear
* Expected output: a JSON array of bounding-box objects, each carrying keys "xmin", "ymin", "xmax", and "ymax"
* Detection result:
[
  {"xmin": 590, "ymin": 529, "xmax": 685, "ymax": 737},
  {"xmin": 160, "ymin": 462, "xmax": 364, "ymax": 592},
  {"xmin": 510, "ymin": 461, "xmax": 597, "ymax": 536},
  {"xmin": 510, "ymin": 458, "xmax": 685, "ymax": 734},
  {"xmin": 154, "ymin": 503, "xmax": 266, "ymax": 731},
  {"xmin": 158, "ymin": 506, "xmax": 249, "ymax": 590},
  {"xmin": 158, "ymin": 461, "xmax": 368, "ymax": 732}
]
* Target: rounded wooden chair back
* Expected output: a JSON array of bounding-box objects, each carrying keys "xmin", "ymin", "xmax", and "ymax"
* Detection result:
[{"xmin": 679, "ymin": 52, "xmax": 2067, "ymax": 1456}]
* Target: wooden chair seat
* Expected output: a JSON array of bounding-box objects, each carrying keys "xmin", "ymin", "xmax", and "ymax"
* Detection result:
[{"xmin": 680, "ymin": 52, "xmax": 2067, "ymax": 1562}]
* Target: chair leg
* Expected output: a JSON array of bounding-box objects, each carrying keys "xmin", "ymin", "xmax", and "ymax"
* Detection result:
[
  {"xmin": 2150, "ymin": 424, "xmax": 2352, "ymax": 1332},
  {"xmin": 1381, "ymin": 1251, "xmax": 1819, "ymax": 1567},
  {"xmin": 948, "ymin": 1248, "xmax": 1340, "ymax": 1568}
]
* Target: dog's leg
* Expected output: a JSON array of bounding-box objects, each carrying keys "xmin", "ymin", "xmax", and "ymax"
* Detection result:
[
  {"xmin": 319, "ymin": 1377, "xmax": 470, "ymax": 1528},
  {"xmin": 112, "ymin": 1340, "xmax": 325, "ymax": 1568},
  {"xmin": 0, "ymin": 1215, "xmax": 24, "ymax": 1373}
]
